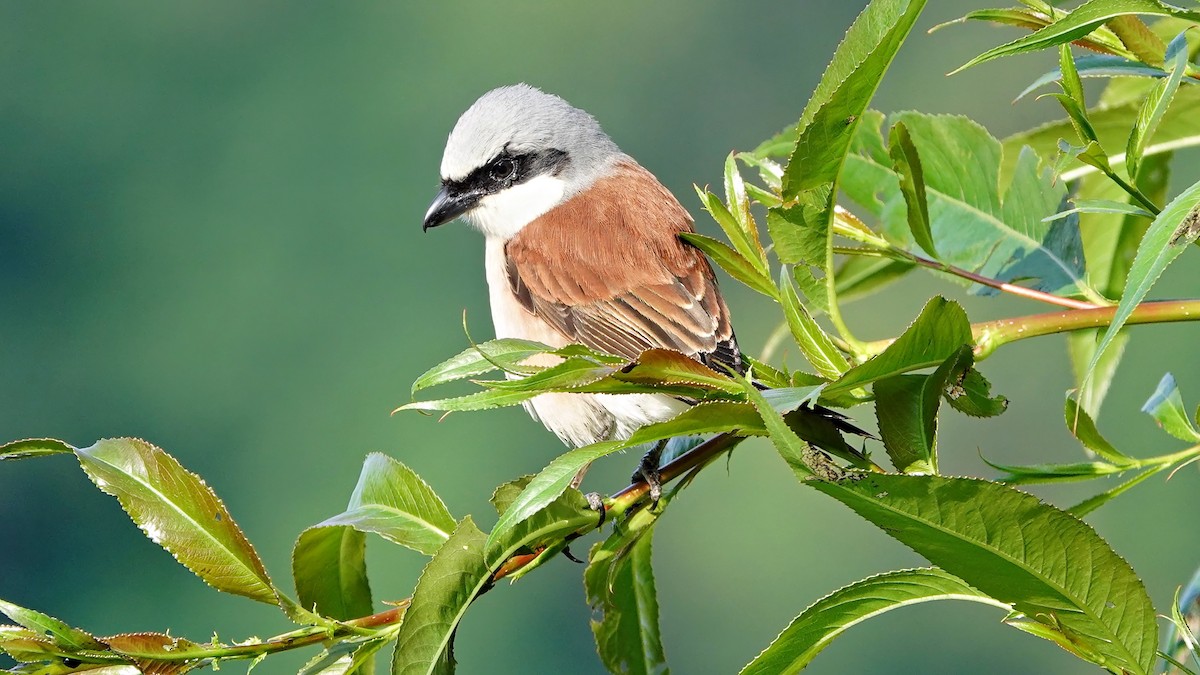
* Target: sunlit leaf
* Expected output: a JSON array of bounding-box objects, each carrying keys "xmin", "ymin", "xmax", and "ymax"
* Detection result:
[
  {"xmin": 0, "ymin": 600, "xmax": 106, "ymax": 653},
  {"xmin": 984, "ymin": 457, "xmax": 1127, "ymax": 484},
  {"xmin": 679, "ymin": 232, "xmax": 778, "ymax": 299},
  {"xmin": 309, "ymin": 454, "xmax": 456, "ymax": 556},
  {"xmin": 391, "ymin": 518, "xmax": 488, "ymax": 675},
  {"xmin": 0, "ymin": 438, "xmax": 73, "ymax": 461},
  {"xmin": 74, "ymin": 438, "xmax": 278, "ymax": 604},
  {"xmin": 825, "ymin": 297, "xmax": 972, "ymax": 397},
  {"xmin": 811, "ymin": 474, "xmax": 1158, "ymax": 674},
  {"xmin": 1067, "ymin": 465, "xmax": 1164, "ymax": 516},
  {"xmin": 1065, "ymin": 394, "xmax": 1138, "ymax": 466},
  {"xmin": 1127, "ymin": 38, "xmax": 1189, "ymax": 180},
  {"xmin": 411, "ymin": 338, "xmax": 552, "ymax": 395},
  {"xmin": 779, "ymin": 272, "xmax": 850, "ymax": 380},
  {"xmin": 696, "ymin": 187, "xmax": 766, "ymax": 276},
  {"xmin": 1141, "ymin": 373, "xmax": 1200, "ymax": 442},
  {"xmin": 954, "ymin": 0, "xmax": 1200, "ymax": 73},
  {"xmin": 740, "ymin": 568, "xmax": 1006, "ymax": 674},
  {"xmin": 1085, "ymin": 179, "xmax": 1200, "ymax": 384},
  {"xmin": 888, "ymin": 121, "xmax": 936, "ymax": 258}
]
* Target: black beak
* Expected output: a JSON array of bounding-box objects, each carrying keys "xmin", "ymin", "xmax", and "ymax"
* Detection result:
[{"xmin": 423, "ymin": 185, "xmax": 478, "ymax": 231}]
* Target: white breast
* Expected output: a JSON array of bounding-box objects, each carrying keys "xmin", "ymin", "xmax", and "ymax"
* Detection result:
[{"xmin": 483, "ymin": 238, "xmax": 688, "ymax": 447}]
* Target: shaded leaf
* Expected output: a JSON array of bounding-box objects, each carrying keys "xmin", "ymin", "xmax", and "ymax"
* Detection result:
[
  {"xmin": 1065, "ymin": 394, "xmax": 1137, "ymax": 466},
  {"xmin": 944, "ymin": 367, "xmax": 1009, "ymax": 418},
  {"xmin": 485, "ymin": 488, "xmax": 596, "ymax": 579},
  {"xmin": 586, "ymin": 515, "xmax": 667, "ymax": 675},
  {"xmin": 888, "ymin": 121, "xmax": 936, "ymax": 258},
  {"xmin": 740, "ymin": 568, "xmax": 1006, "ymax": 674},
  {"xmin": 1085, "ymin": 179, "xmax": 1200, "ymax": 383},
  {"xmin": 825, "ymin": 297, "xmax": 972, "ymax": 397},
  {"xmin": 811, "ymin": 474, "xmax": 1158, "ymax": 674},
  {"xmin": 1015, "ymin": 55, "xmax": 1171, "ymax": 102},
  {"xmin": 984, "ymin": 457, "xmax": 1127, "ymax": 484},
  {"xmin": 0, "ymin": 438, "xmax": 74, "ymax": 462},
  {"xmin": 1141, "ymin": 373, "xmax": 1200, "ymax": 442},
  {"xmin": 391, "ymin": 518, "xmax": 488, "ymax": 675},
  {"xmin": 74, "ymin": 438, "xmax": 277, "ymax": 604},
  {"xmin": 873, "ymin": 346, "xmax": 972, "ymax": 474},
  {"xmin": 833, "ymin": 255, "xmax": 915, "ymax": 302},
  {"xmin": 843, "ymin": 112, "xmax": 1091, "ymax": 298},
  {"xmin": 292, "ymin": 526, "xmax": 372, "ymax": 621}
]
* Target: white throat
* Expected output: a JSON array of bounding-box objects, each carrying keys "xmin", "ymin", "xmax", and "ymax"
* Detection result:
[{"xmin": 465, "ymin": 174, "xmax": 567, "ymax": 240}]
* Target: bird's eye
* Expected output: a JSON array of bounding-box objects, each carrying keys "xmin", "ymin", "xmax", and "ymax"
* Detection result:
[{"xmin": 489, "ymin": 157, "xmax": 517, "ymax": 182}]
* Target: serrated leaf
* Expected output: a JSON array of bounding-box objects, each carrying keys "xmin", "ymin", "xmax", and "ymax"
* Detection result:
[
  {"xmin": 292, "ymin": 526, "xmax": 372, "ymax": 621},
  {"xmin": 0, "ymin": 600, "xmax": 106, "ymax": 653},
  {"xmin": 73, "ymin": 438, "xmax": 277, "ymax": 604},
  {"xmin": 1067, "ymin": 465, "xmax": 1164, "ymax": 516},
  {"xmin": 391, "ymin": 518, "xmax": 488, "ymax": 675},
  {"xmin": 1065, "ymin": 394, "xmax": 1138, "ymax": 465},
  {"xmin": 616, "ymin": 349, "xmax": 742, "ymax": 394},
  {"xmin": 740, "ymin": 568, "xmax": 1006, "ymax": 674},
  {"xmin": 843, "ymin": 113, "xmax": 1091, "ymax": 298},
  {"xmin": 954, "ymin": 0, "xmax": 1200, "ymax": 73},
  {"xmin": 300, "ymin": 638, "xmax": 387, "ymax": 675},
  {"xmin": 1085, "ymin": 179, "xmax": 1200, "ymax": 383},
  {"xmin": 888, "ymin": 121, "xmax": 936, "ymax": 259},
  {"xmin": 873, "ymin": 346, "xmax": 972, "ymax": 474},
  {"xmin": 825, "ymin": 297, "xmax": 972, "ymax": 397},
  {"xmin": 944, "ymin": 367, "xmax": 1009, "ymax": 418},
  {"xmin": 811, "ymin": 474, "xmax": 1158, "ymax": 673},
  {"xmin": 696, "ymin": 187, "xmax": 764, "ymax": 276},
  {"xmin": 679, "ymin": 232, "xmax": 778, "ymax": 299},
  {"xmin": 489, "ymin": 475, "xmax": 534, "ymax": 517},
  {"xmin": 767, "ymin": 202, "xmax": 829, "ymax": 268},
  {"xmin": 0, "ymin": 438, "xmax": 74, "ymax": 461},
  {"xmin": 1047, "ymin": 198, "xmax": 1155, "ymax": 222},
  {"xmin": 585, "ymin": 517, "xmax": 667, "ymax": 675},
  {"xmin": 1015, "ymin": 55, "xmax": 1171, "ymax": 102},
  {"xmin": 782, "ymin": 0, "xmax": 928, "ymax": 198},
  {"xmin": 313, "ymin": 454, "xmax": 456, "ymax": 556},
  {"xmin": 834, "ymin": 255, "xmax": 916, "ymax": 301},
  {"xmin": 1002, "ymin": 84, "xmax": 1200, "ymax": 184},
  {"xmin": 1125, "ymin": 31, "xmax": 1188, "ymax": 180},
  {"xmin": 486, "ymin": 402, "xmax": 764, "ymax": 551},
  {"xmin": 779, "ymin": 272, "xmax": 849, "ymax": 381},
  {"xmin": 411, "ymin": 339, "xmax": 552, "ymax": 395},
  {"xmin": 1141, "ymin": 373, "xmax": 1200, "ymax": 442},
  {"xmin": 395, "ymin": 387, "xmax": 541, "ymax": 413},
  {"xmin": 479, "ymin": 357, "xmax": 616, "ymax": 392},
  {"xmin": 985, "ymin": 458, "xmax": 1127, "ymax": 484}
]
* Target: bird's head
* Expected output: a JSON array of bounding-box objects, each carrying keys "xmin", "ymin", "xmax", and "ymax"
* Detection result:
[{"xmin": 422, "ymin": 84, "xmax": 620, "ymax": 239}]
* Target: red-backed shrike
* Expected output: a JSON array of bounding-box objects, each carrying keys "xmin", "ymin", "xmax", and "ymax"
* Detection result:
[{"xmin": 423, "ymin": 84, "xmax": 741, "ymax": 499}]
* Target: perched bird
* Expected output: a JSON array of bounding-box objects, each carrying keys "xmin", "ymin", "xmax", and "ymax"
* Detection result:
[{"xmin": 422, "ymin": 84, "xmax": 742, "ymax": 500}]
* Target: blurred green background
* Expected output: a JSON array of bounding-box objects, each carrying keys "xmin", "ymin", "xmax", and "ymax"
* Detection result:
[{"xmin": 3, "ymin": 2, "xmax": 1199, "ymax": 673}]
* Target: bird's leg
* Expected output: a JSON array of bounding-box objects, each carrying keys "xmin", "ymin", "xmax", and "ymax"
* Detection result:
[
  {"xmin": 632, "ymin": 439, "xmax": 668, "ymax": 507},
  {"xmin": 570, "ymin": 461, "xmax": 607, "ymax": 526}
]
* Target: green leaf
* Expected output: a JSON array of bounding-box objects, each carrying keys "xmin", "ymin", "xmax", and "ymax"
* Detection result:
[
  {"xmin": 843, "ymin": 113, "xmax": 1091, "ymax": 298},
  {"xmin": 485, "ymin": 488, "xmax": 596, "ymax": 576},
  {"xmin": 391, "ymin": 517, "xmax": 489, "ymax": 675},
  {"xmin": 1126, "ymin": 38, "xmax": 1189, "ymax": 180},
  {"xmin": 485, "ymin": 402, "xmax": 764, "ymax": 552},
  {"xmin": 1067, "ymin": 465, "xmax": 1164, "ymax": 516},
  {"xmin": 616, "ymin": 348, "xmax": 742, "ymax": 394},
  {"xmin": 779, "ymin": 271, "xmax": 850, "ymax": 380},
  {"xmin": 489, "ymin": 475, "xmax": 534, "ymax": 517},
  {"xmin": 739, "ymin": 374, "xmax": 851, "ymax": 480},
  {"xmin": 826, "ymin": 297, "xmax": 972, "ymax": 397},
  {"xmin": 74, "ymin": 438, "xmax": 278, "ymax": 605},
  {"xmin": 740, "ymin": 568, "xmax": 1006, "ymax": 674},
  {"xmin": 1065, "ymin": 394, "xmax": 1137, "ymax": 466},
  {"xmin": 1107, "ymin": 15, "xmax": 1167, "ymax": 66},
  {"xmin": 395, "ymin": 387, "xmax": 541, "ymax": 413},
  {"xmin": 300, "ymin": 638, "xmax": 388, "ymax": 675},
  {"xmin": 954, "ymin": 0, "xmax": 1200, "ymax": 73},
  {"xmin": 873, "ymin": 346, "xmax": 972, "ymax": 474},
  {"xmin": 724, "ymin": 152, "xmax": 766, "ymax": 265},
  {"xmin": 410, "ymin": 338, "xmax": 552, "ymax": 395},
  {"xmin": 1085, "ymin": 178, "xmax": 1200, "ymax": 383},
  {"xmin": 810, "ymin": 474, "xmax": 1158, "ymax": 674},
  {"xmin": 0, "ymin": 438, "xmax": 74, "ymax": 461},
  {"xmin": 292, "ymin": 526, "xmax": 372, "ymax": 621},
  {"xmin": 1141, "ymin": 373, "xmax": 1200, "ymax": 442},
  {"xmin": 696, "ymin": 187, "xmax": 765, "ymax": 276},
  {"xmin": 767, "ymin": 202, "xmax": 828, "ymax": 268},
  {"xmin": 944, "ymin": 367, "xmax": 1009, "ymax": 418},
  {"xmin": 0, "ymin": 600, "xmax": 106, "ymax": 653},
  {"xmin": 1046, "ymin": 198, "xmax": 1154, "ymax": 222},
  {"xmin": 1058, "ymin": 44, "xmax": 1087, "ymax": 114},
  {"xmin": 833, "ymin": 255, "xmax": 915, "ymax": 302},
  {"xmin": 984, "ymin": 458, "xmax": 1127, "ymax": 484},
  {"xmin": 679, "ymin": 232, "xmax": 778, "ymax": 299},
  {"xmin": 888, "ymin": 121, "xmax": 936, "ymax": 258},
  {"xmin": 1015, "ymin": 55, "xmax": 1171, "ymax": 102},
  {"xmin": 313, "ymin": 453, "xmax": 456, "ymax": 556},
  {"xmin": 1002, "ymin": 85, "xmax": 1200, "ymax": 184},
  {"xmin": 586, "ymin": 516, "xmax": 667, "ymax": 675},
  {"xmin": 782, "ymin": 0, "xmax": 928, "ymax": 198}
]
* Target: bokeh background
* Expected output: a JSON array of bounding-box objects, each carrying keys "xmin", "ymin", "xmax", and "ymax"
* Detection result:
[{"xmin": 3, "ymin": 2, "xmax": 1199, "ymax": 673}]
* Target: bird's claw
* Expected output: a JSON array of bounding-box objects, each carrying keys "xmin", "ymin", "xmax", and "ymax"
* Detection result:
[{"xmin": 584, "ymin": 491, "xmax": 607, "ymax": 527}]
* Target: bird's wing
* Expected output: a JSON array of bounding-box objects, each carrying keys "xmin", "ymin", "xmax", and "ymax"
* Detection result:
[{"xmin": 504, "ymin": 158, "xmax": 741, "ymax": 373}]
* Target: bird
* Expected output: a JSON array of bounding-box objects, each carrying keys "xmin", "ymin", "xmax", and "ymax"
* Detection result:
[{"xmin": 422, "ymin": 83, "xmax": 743, "ymax": 503}]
